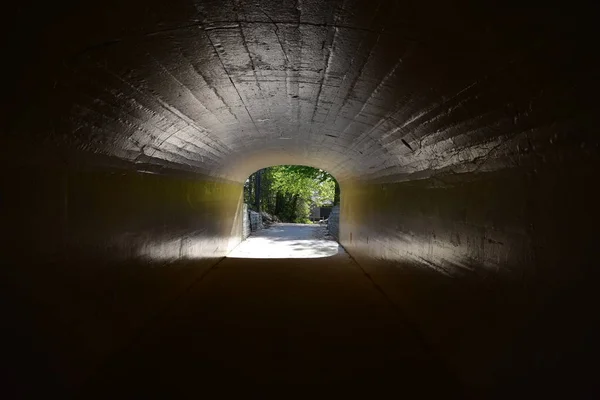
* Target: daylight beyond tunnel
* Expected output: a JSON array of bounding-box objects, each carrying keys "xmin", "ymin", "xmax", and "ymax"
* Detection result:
[
  {"xmin": 2, "ymin": 0, "xmax": 599, "ymax": 396},
  {"xmin": 230, "ymin": 165, "xmax": 340, "ymax": 258}
]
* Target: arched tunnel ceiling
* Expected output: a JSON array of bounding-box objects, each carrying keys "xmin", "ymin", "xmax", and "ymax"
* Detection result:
[{"xmin": 6, "ymin": 0, "xmax": 593, "ymax": 182}]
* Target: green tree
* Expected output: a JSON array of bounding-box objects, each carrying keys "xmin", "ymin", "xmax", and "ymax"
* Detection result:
[{"xmin": 245, "ymin": 165, "xmax": 337, "ymax": 223}]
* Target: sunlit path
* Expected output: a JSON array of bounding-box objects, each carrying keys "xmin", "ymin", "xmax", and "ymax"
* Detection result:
[{"xmin": 228, "ymin": 223, "xmax": 340, "ymax": 259}]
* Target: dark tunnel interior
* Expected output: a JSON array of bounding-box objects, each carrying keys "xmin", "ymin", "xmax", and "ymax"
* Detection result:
[{"xmin": 2, "ymin": 0, "xmax": 599, "ymax": 397}]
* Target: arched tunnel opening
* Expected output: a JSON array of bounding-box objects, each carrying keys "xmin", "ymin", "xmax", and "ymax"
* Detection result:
[
  {"xmin": 2, "ymin": 0, "xmax": 598, "ymax": 397},
  {"xmin": 231, "ymin": 165, "xmax": 341, "ymax": 258}
]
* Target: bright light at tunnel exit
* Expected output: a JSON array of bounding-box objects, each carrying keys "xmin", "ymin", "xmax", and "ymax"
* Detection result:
[
  {"xmin": 233, "ymin": 165, "xmax": 341, "ymax": 258},
  {"xmin": 227, "ymin": 224, "xmax": 340, "ymax": 259}
]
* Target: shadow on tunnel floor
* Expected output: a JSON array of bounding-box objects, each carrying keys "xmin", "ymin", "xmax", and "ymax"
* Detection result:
[
  {"xmin": 78, "ymin": 254, "xmax": 465, "ymax": 398},
  {"xmin": 4, "ymin": 253, "xmax": 598, "ymax": 398}
]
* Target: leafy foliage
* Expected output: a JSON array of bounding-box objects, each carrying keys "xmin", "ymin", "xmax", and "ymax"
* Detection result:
[{"xmin": 244, "ymin": 165, "xmax": 338, "ymax": 223}]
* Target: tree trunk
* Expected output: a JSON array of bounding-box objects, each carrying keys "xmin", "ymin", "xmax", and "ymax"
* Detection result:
[
  {"xmin": 292, "ymin": 194, "xmax": 299, "ymax": 221},
  {"xmin": 275, "ymin": 191, "xmax": 283, "ymax": 215},
  {"xmin": 333, "ymin": 180, "xmax": 340, "ymax": 206},
  {"xmin": 254, "ymin": 169, "xmax": 262, "ymax": 211}
]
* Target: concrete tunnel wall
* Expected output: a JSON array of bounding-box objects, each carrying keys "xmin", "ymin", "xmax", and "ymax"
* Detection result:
[
  {"xmin": 2, "ymin": 0, "xmax": 599, "ymax": 395},
  {"xmin": 1, "ymin": 159, "xmax": 245, "ymax": 390},
  {"xmin": 340, "ymin": 165, "xmax": 599, "ymax": 391}
]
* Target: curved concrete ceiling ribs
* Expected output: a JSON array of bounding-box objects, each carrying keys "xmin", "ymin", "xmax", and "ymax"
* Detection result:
[
  {"xmin": 7, "ymin": 0, "xmax": 593, "ymax": 183},
  {"xmin": 2, "ymin": 1, "xmax": 598, "ymax": 396}
]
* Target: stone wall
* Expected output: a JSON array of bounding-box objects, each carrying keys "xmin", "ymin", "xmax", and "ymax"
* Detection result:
[
  {"xmin": 249, "ymin": 209, "xmax": 263, "ymax": 232},
  {"xmin": 242, "ymin": 204, "xmax": 250, "ymax": 239},
  {"xmin": 242, "ymin": 205, "xmax": 265, "ymax": 237},
  {"xmin": 327, "ymin": 206, "xmax": 340, "ymax": 239}
]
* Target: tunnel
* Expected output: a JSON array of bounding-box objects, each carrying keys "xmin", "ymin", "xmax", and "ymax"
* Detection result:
[{"xmin": 2, "ymin": 0, "xmax": 598, "ymax": 397}]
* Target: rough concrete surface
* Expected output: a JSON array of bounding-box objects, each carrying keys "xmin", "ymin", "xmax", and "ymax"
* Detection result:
[{"xmin": 1, "ymin": 0, "xmax": 599, "ymax": 397}]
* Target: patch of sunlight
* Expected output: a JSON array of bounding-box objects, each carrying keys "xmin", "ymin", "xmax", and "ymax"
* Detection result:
[{"xmin": 227, "ymin": 236, "xmax": 340, "ymax": 259}]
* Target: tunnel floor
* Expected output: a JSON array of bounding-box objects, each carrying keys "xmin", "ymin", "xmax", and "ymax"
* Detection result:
[
  {"xmin": 228, "ymin": 223, "xmax": 340, "ymax": 258},
  {"xmin": 83, "ymin": 228, "xmax": 461, "ymax": 396}
]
